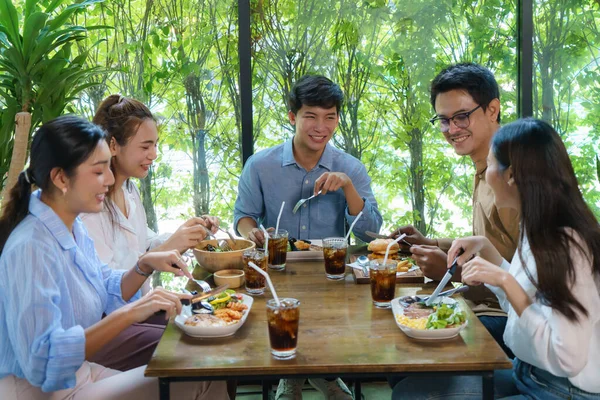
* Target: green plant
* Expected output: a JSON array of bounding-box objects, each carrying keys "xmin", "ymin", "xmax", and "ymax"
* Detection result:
[{"xmin": 0, "ymin": 0, "xmax": 104, "ymax": 186}]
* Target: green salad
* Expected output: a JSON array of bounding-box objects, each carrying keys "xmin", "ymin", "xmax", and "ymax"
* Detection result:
[{"xmin": 426, "ymin": 303, "xmax": 467, "ymax": 330}]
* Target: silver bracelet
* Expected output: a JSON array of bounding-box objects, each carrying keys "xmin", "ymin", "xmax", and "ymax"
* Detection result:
[{"xmin": 134, "ymin": 261, "xmax": 152, "ymax": 278}]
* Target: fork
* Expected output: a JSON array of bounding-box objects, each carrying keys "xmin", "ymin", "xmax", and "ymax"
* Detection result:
[{"xmin": 292, "ymin": 190, "xmax": 322, "ymax": 214}]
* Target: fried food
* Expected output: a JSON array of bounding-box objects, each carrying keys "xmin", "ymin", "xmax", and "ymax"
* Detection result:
[
  {"xmin": 214, "ymin": 308, "xmax": 244, "ymax": 323},
  {"xmin": 396, "ymin": 259, "xmax": 412, "ymax": 272},
  {"xmin": 227, "ymin": 302, "xmax": 248, "ymax": 312},
  {"xmin": 294, "ymin": 240, "xmax": 311, "ymax": 250}
]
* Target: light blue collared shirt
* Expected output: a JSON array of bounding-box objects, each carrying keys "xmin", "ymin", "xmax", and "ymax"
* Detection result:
[
  {"xmin": 0, "ymin": 191, "xmax": 139, "ymax": 392},
  {"xmin": 234, "ymin": 140, "xmax": 383, "ymax": 242}
]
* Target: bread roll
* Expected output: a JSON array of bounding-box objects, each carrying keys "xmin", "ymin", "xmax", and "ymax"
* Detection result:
[{"xmin": 367, "ymin": 238, "xmax": 399, "ymax": 254}]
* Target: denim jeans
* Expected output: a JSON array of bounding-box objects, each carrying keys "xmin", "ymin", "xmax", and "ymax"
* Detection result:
[
  {"xmin": 479, "ymin": 316, "xmax": 515, "ymax": 359},
  {"xmin": 392, "ymin": 359, "xmax": 599, "ymax": 400}
]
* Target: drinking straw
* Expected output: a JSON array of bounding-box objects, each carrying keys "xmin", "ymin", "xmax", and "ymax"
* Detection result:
[
  {"xmin": 383, "ymin": 233, "xmax": 407, "ymax": 266},
  {"xmin": 344, "ymin": 211, "xmax": 363, "ymax": 242},
  {"xmin": 259, "ymin": 224, "xmax": 269, "ymax": 256},
  {"xmin": 274, "ymin": 201, "xmax": 285, "ymax": 235},
  {"xmin": 249, "ymin": 262, "xmax": 280, "ymax": 306}
]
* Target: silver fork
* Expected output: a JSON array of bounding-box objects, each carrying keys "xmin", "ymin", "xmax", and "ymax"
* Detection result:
[{"xmin": 292, "ymin": 190, "xmax": 322, "ymax": 214}]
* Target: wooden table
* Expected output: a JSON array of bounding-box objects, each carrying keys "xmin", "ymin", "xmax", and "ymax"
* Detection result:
[{"xmin": 145, "ymin": 259, "xmax": 512, "ymax": 399}]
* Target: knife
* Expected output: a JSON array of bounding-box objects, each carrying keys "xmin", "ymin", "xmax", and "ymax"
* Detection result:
[
  {"xmin": 365, "ymin": 231, "xmax": 412, "ymax": 248},
  {"xmin": 425, "ymin": 251, "xmax": 463, "ymax": 306}
]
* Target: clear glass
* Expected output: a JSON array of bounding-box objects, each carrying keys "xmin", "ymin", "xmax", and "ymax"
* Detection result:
[
  {"xmin": 369, "ymin": 260, "xmax": 397, "ymax": 309},
  {"xmin": 268, "ymin": 229, "xmax": 289, "ymax": 271},
  {"xmin": 266, "ymin": 298, "xmax": 300, "ymax": 360},
  {"xmin": 322, "ymin": 237, "xmax": 348, "ymax": 280},
  {"xmin": 243, "ymin": 249, "xmax": 268, "ymax": 295}
]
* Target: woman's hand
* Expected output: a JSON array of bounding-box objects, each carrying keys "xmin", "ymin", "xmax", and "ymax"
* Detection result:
[
  {"xmin": 448, "ymin": 236, "xmax": 488, "ymax": 267},
  {"xmin": 201, "ymin": 215, "xmax": 220, "ymax": 235},
  {"xmin": 138, "ymin": 250, "xmax": 194, "ymax": 280},
  {"xmin": 461, "ymin": 256, "xmax": 509, "ymax": 288},
  {"xmin": 160, "ymin": 217, "xmax": 210, "ymax": 252},
  {"xmin": 124, "ymin": 287, "xmax": 192, "ymax": 322}
]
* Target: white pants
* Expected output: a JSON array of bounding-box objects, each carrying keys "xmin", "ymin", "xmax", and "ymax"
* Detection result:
[{"xmin": 0, "ymin": 362, "xmax": 229, "ymax": 400}]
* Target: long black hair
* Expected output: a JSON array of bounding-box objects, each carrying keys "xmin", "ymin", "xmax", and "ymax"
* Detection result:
[
  {"xmin": 0, "ymin": 115, "xmax": 106, "ymax": 254},
  {"xmin": 491, "ymin": 118, "xmax": 600, "ymax": 321}
]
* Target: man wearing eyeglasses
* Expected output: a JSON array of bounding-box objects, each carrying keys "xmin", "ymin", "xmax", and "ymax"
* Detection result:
[{"xmin": 391, "ymin": 62, "xmax": 519, "ymax": 357}]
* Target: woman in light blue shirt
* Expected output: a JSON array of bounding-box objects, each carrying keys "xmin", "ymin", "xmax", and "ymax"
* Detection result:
[{"xmin": 0, "ymin": 116, "xmax": 228, "ymax": 399}]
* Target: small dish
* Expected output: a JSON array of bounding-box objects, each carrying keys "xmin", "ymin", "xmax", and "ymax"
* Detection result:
[
  {"xmin": 175, "ymin": 294, "xmax": 254, "ymax": 338},
  {"xmin": 391, "ymin": 296, "xmax": 468, "ymax": 340},
  {"xmin": 214, "ymin": 269, "xmax": 245, "ymax": 288}
]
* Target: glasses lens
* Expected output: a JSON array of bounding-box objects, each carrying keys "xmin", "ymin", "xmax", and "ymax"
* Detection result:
[
  {"xmin": 439, "ymin": 119, "xmax": 450, "ymax": 132},
  {"xmin": 453, "ymin": 114, "xmax": 470, "ymax": 128}
]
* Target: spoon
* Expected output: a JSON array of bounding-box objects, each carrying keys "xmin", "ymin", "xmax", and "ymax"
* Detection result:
[
  {"xmin": 398, "ymin": 285, "xmax": 469, "ymax": 307},
  {"xmin": 356, "ymin": 255, "xmax": 370, "ymax": 276},
  {"xmin": 292, "ymin": 190, "xmax": 322, "ymax": 214}
]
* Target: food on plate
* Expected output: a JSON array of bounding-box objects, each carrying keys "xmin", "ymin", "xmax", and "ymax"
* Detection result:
[
  {"xmin": 206, "ymin": 290, "xmax": 249, "ymax": 324},
  {"xmin": 396, "ymin": 258, "xmax": 413, "ymax": 272},
  {"xmin": 185, "ymin": 314, "xmax": 227, "ymax": 327},
  {"xmin": 294, "ymin": 240, "xmax": 311, "ymax": 250},
  {"xmin": 396, "ymin": 302, "xmax": 466, "ymax": 330},
  {"xmin": 367, "ymin": 238, "xmax": 400, "ymax": 260}
]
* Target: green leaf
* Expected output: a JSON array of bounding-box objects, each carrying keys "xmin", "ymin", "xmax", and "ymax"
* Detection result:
[{"xmin": 0, "ymin": 0, "xmax": 22, "ymax": 52}]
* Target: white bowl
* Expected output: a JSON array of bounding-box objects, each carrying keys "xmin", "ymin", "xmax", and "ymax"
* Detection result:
[
  {"xmin": 175, "ymin": 294, "xmax": 253, "ymax": 338},
  {"xmin": 391, "ymin": 296, "xmax": 468, "ymax": 340}
]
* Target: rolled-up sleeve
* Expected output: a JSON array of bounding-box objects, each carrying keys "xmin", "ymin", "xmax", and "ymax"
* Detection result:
[
  {"xmin": 100, "ymin": 263, "xmax": 141, "ymax": 315},
  {"xmin": 0, "ymin": 243, "xmax": 85, "ymax": 392},
  {"xmin": 234, "ymin": 156, "xmax": 265, "ymax": 235},
  {"xmin": 345, "ymin": 163, "xmax": 383, "ymax": 243}
]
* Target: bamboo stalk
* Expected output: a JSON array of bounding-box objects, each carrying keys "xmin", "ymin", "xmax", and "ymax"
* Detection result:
[{"xmin": 1, "ymin": 112, "xmax": 31, "ymax": 209}]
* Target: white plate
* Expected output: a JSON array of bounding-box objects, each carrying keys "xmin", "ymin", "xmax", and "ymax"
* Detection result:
[
  {"xmin": 175, "ymin": 294, "xmax": 253, "ymax": 338},
  {"xmin": 391, "ymin": 296, "xmax": 467, "ymax": 340},
  {"xmin": 286, "ymin": 239, "xmax": 324, "ymax": 262}
]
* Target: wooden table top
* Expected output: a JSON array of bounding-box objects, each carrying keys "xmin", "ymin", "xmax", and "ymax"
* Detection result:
[{"xmin": 145, "ymin": 259, "xmax": 512, "ymax": 378}]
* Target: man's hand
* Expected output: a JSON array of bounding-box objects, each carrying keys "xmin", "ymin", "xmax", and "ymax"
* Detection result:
[
  {"xmin": 314, "ymin": 172, "xmax": 352, "ymax": 195},
  {"xmin": 248, "ymin": 227, "xmax": 274, "ymax": 247},
  {"xmin": 409, "ymin": 245, "xmax": 450, "ymax": 281},
  {"xmin": 389, "ymin": 225, "xmax": 436, "ymax": 246}
]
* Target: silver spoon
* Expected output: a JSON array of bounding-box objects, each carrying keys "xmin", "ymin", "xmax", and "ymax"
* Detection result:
[
  {"xmin": 292, "ymin": 190, "xmax": 322, "ymax": 214},
  {"xmin": 356, "ymin": 255, "xmax": 370, "ymax": 276}
]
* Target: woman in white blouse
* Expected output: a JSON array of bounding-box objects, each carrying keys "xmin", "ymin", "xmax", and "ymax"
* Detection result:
[
  {"xmin": 82, "ymin": 95, "xmax": 220, "ymax": 371},
  {"xmin": 393, "ymin": 118, "xmax": 600, "ymax": 399}
]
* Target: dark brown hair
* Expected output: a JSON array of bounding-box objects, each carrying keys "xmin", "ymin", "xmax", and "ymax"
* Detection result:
[
  {"xmin": 93, "ymin": 95, "xmax": 156, "ymax": 227},
  {"xmin": 0, "ymin": 116, "xmax": 106, "ymax": 254},
  {"xmin": 492, "ymin": 118, "xmax": 600, "ymax": 321}
]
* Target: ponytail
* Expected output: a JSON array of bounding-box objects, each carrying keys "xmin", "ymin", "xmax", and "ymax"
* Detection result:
[{"xmin": 0, "ymin": 170, "xmax": 34, "ymax": 254}]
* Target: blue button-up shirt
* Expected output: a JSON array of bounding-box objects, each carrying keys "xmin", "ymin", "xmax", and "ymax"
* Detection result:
[
  {"xmin": 234, "ymin": 140, "xmax": 382, "ymax": 242},
  {"xmin": 0, "ymin": 191, "xmax": 139, "ymax": 392}
]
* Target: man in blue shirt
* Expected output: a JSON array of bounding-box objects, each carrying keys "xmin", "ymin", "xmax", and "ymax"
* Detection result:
[{"xmin": 234, "ymin": 75, "xmax": 382, "ymax": 247}]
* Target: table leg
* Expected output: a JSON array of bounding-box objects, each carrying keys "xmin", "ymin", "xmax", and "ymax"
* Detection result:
[
  {"xmin": 159, "ymin": 378, "xmax": 170, "ymax": 400},
  {"xmin": 482, "ymin": 371, "xmax": 494, "ymax": 400},
  {"xmin": 354, "ymin": 380, "xmax": 362, "ymax": 400},
  {"xmin": 262, "ymin": 380, "xmax": 270, "ymax": 400}
]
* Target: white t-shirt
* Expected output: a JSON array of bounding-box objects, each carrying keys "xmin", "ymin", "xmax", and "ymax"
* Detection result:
[
  {"xmin": 81, "ymin": 182, "xmax": 168, "ymax": 294},
  {"xmin": 487, "ymin": 231, "xmax": 600, "ymax": 393}
]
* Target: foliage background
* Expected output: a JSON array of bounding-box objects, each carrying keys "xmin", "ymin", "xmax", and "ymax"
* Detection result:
[{"xmin": 2, "ymin": 0, "xmax": 599, "ymax": 249}]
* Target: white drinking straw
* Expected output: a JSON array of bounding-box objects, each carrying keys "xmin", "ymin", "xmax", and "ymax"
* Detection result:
[
  {"xmin": 259, "ymin": 224, "xmax": 269, "ymax": 256},
  {"xmin": 274, "ymin": 201, "xmax": 285, "ymax": 235},
  {"xmin": 248, "ymin": 261, "xmax": 280, "ymax": 306},
  {"xmin": 344, "ymin": 211, "xmax": 363, "ymax": 242},
  {"xmin": 383, "ymin": 233, "xmax": 407, "ymax": 266}
]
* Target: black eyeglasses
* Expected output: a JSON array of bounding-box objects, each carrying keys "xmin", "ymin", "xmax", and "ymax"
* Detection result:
[{"xmin": 429, "ymin": 105, "xmax": 482, "ymax": 133}]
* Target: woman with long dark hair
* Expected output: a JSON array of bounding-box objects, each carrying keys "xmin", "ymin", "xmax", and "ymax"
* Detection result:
[
  {"xmin": 393, "ymin": 118, "xmax": 600, "ymax": 399},
  {"xmin": 0, "ymin": 116, "xmax": 228, "ymax": 399},
  {"xmin": 81, "ymin": 95, "xmax": 220, "ymax": 371}
]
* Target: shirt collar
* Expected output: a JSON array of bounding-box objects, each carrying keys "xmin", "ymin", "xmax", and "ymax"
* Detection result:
[
  {"xmin": 29, "ymin": 190, "xmax": 78, "ymax": 250},
  {"xmin": 281, "ymin": 138, "xmax": 334, "ymax": 171}
]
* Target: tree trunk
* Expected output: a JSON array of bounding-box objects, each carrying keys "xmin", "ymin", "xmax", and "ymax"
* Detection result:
[
  {"xmin": 2, "ymin": 112, "xmax": 31, "ymax": 208},
  {"xmin": 140, "ymin": 171, "xmax": 158, "ymax": 232},
  {"xmin": 408, "ymin": 127, "xmax": 426, "ymax": 234},
  {"xmin": 193, "ymin": 129, "xmax": 210, "ymax": 216}
]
